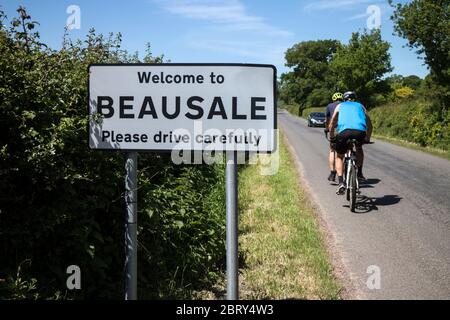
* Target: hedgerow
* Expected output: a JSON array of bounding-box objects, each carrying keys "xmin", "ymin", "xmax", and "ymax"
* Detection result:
[{"xmin": 0, "ymin": 7, "xmax": 225, "ymax": 299}]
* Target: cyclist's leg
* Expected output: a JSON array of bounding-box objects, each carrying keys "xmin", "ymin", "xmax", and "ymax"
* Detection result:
[
  {"xmin": 354, "ymin": 131, "xmax": 366, "ymax": 179},
  {"xmin": 335, "ymin": 152, "xmax": 344, "ymax": 177},
  {"xmin": 335, "ymin": 153, "xmax": 346, "ymax": 195},
  {"xmin": 328, "ymin": 143, "xmax": 337, "ymax": 181},
  {"xmin": 335, "ymin": 130, "xmax": 350, "ymax": 194},
  {"xmin": 329, "ymin": 147, "xmax": 336, "ymax": 171},
  {"xmin": 335, "ymin": 132, "xmax": 347, "ymax": 178},
  {"xmin": 356, "ymin": 145, "xmax": 364, "ymax": 167},
  {"xmin": 356, "ymin": 145, "xmax": 364, "ymax": 178}
]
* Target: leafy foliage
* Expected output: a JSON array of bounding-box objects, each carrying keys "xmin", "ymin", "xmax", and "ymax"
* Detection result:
[
  {"xmin": 330, "ymin": 29, "xmax": 393, "ymax": 107},
  {"xmin": 0, "ymin": 7, "xmax": 225, "ymax": 299},
  {"xmin": 394, "ymin": 86, "xmax": 414, "ymax": 99},
  {"xmin": 280, "ymin": 23, "xmax": 448, "ymax": 150},
  {"xmin": 390, "ymin": 0, "xmax": 450, "ymax": 101},
  {"xmin": 370, "ymin": 99, "xmax": 450, "ymax": 151},
  {"xmin": 279, "ymin": 40, "xmax": 340, "ymax": 112}
]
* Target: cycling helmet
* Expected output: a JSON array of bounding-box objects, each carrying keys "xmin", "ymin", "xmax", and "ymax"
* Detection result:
[
  {"xmin": 332, "ymin": 92, "xmax": 343, "ymax": 102},
  {"xmin": 343, "ymin": 91, "xmax": 357, "ymax": 101}
]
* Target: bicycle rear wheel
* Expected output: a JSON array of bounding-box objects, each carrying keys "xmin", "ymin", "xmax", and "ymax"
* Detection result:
[
  {"xmin": 349, "ymin": 165, "xmax": 357, "ymax": 212},
  {"xmin": 345, "ymin": 161, "xmax": 351, "ymax": 201}
]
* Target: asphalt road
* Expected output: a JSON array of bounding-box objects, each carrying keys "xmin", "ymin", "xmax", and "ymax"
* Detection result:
[{"xmin": 279, "ymin": 109, "xmax": 450, "ymax": 300}]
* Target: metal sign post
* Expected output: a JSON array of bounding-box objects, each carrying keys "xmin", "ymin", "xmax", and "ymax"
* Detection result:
[
  {"xmin": 125, "ymin": 152, "xmax": 138, "ymax": 300},
  {"xmin": 226, "ymin": 151, "xmax": 239, "ymax": 300}
]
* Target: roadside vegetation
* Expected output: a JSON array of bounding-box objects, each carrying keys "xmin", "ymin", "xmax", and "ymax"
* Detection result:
[
  {"xmin": 237, "ymin": 134, "xmax": 341, "ymax": 299},
  {"xmin": 370, "ymin": 99, "xmax": 449, "ymax": 157},
  {"xmin": 0, "ymin": 7, "xmax": 227, "ymax": 299},
  {"xmin": 279, "ymin": 0, "xmax": 449, "ymax": 156},
  {"xmin": 1, "ymin": 0, "xmax": 447, "ymax": 300},
  {"xmin": 278, "ymin": 103, "xmax": 324, "ymax": 119}
]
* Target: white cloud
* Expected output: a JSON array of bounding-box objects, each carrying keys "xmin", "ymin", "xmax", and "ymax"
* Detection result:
[
  {"xmin": 347, "ymin": 12, "xmax": 370, "ymax": 20},
  {"xmin": 345, "ymin": 3, "xmax": 393, "ymax": 21},
  {"xmin": 304, "ymin": 0, "xmax": 379, "ymax": 12},
  {"xmin": 187, "ymin": 38, "xmax": 287, "ymax": 64},
  {"xmin": 157, "ymin": 0, "xmax": 293, "ymax": 37}
]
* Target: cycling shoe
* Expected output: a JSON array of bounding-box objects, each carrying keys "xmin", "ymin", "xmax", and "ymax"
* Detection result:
[
  {"xmin": 336, "ymin": 183, "xmax": 346, "ymax": 195},
  {"xmin": 327, "ymin": 172, "xmax": 336, "ymax": 182}
]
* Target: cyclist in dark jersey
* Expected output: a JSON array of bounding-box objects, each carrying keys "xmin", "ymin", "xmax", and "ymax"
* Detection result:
[
  {"xmin": 325, "ymin": 92, "xmax": 343, "ymax": 182},
  {"xmin": 328, "ymin": 91, "xmax": 372, "ymax": 195}
]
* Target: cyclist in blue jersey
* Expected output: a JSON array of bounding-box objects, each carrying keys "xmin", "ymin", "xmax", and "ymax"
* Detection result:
[
  {"xmin": 328, "ymin": 91, "xmax": 372, "ymax": 195},
  {"xmin": 325, "ymin": 92, "xmax": 343, "ymax": 182}
]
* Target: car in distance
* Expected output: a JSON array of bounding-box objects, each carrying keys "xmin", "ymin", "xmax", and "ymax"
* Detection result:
[{"xmin": 307, "ymin": 112, "xmax": 326, "ymax": 127}]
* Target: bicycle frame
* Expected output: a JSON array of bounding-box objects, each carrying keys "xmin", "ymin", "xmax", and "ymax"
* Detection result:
[{"xmin": 344, "ymin": 144, "xmax": 359, "ymax": 192}]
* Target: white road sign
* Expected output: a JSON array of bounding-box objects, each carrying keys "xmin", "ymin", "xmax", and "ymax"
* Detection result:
[{"xmin": 88, "ymin": 64, "xmax": 277, "ymax": 152}]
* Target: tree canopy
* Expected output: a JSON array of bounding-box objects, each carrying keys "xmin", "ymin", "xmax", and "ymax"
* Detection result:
[
  {"xmin": 390, "ymin": 0, "xmax": 450, "ymax": 89},
  {"xmin": 330, "ymin": 29, "xmax": 393, "ymax": 107},
  {"xmin": 279, "ymin": 39, "xmax": 340, "ymax": 111}
]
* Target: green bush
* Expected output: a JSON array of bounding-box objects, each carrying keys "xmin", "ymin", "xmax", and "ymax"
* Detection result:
[
  {"xmin": 0, "ymin": 7, "xmax": 225, "ymax": 299},
  {"xmin": 370, "ymin": 99, "xmax": 449, "ymax": 151},
  {"xmin": 280, "ymin": 104, "xmax": 301, "ymax": 117}
]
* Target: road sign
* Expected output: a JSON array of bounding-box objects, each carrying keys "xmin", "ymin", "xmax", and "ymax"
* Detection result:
[
  {"xmin": 88, "ymin": 63, "xmax": 277, "ymax": 300},
  {"xmin": 89, "ymin": 63, "xmax": 277, "ymax": 152}
]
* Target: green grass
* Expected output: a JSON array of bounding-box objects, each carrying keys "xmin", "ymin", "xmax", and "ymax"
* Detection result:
[
  {"xmin": 280, "ymin": 103, "xmax": 301, "ymax": 117},
  {"xmin": 237, "ymin": 133, "xmax": 341, "ymax": 299},
  {"xmin": 373, "ymin": 133, "xmax": 450, "ymax": 161}
]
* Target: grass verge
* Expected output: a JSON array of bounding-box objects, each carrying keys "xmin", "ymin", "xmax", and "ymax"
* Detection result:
[
  {"xmin": 237, "ymin": 132, "xmax": 341, "ymax": 299},
  {"xmin": 280, "ymin": 104, "xmax": 301, "ymax": 117},
  {"xmin": 373, "ymin": 134, "xmax": 450, "ymax": 161}
]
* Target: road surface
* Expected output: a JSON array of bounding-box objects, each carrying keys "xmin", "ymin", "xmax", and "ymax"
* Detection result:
[{"xmin": 279, "ymin": 109, "xmax": 450, "ymax": 300}]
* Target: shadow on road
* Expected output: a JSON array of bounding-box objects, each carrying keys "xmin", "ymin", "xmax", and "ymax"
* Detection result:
[
  {"xmin": 359, "ymin": 178, "xmax": 381, "ymax": 189},
  {"xmin": 330, "ymin": 178, "xmax": 381, "ymax": 188},
  {"xmin": 351, "ymin": 194, "xmax": 402, "ymax": 214}
]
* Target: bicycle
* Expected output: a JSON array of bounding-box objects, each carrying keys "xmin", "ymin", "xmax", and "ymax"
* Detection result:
[{"xmin": 325, "ymin": 130, "xmax": 373, "ymax": 212}]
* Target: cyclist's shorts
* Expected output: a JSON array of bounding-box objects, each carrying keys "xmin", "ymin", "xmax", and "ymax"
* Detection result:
[{"xmin": 335, "ymin": 129, "xmax": 366, "ymax": 154}]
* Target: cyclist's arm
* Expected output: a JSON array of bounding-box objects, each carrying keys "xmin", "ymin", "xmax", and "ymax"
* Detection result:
[
  {"xmin": 329, "ymin": 105, "xmax": 340, "ymax": 136},
  {"xmin": 325, "ymin": 106, "xmax": 331, "ymax": 128},
  {"xmin": 363, "ymin": 106, "xmax": 373, "ymax": 140}
]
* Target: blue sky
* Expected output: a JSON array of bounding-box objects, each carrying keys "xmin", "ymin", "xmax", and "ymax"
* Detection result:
[{"xmin": 2, "ymin": 0, "xmax": 428, "ymax": 78}]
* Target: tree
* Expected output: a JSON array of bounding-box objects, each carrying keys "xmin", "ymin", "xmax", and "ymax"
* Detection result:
[
  {"xmin": 330, "ymin": 29, "xmax": 392, "ymax": 107},
  {"xmin": 402, "ymin": 75, "xmax": 422, "ymax": 90},
  {"xmin": 390, "ymin": 0, "xmax": 450, "ymax": 91},
  {"xmin": 280, "ymin": 40, "xmax": 340, "ymax": 111}
]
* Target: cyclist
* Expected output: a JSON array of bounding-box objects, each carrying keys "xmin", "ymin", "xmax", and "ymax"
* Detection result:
[
  {"xmin": 328, "ymin": 91, "xmax": 372, "ymax": 195},
  {"xmin": 325, "ymin": 92, "xmax": 343, "ymax": 182}
]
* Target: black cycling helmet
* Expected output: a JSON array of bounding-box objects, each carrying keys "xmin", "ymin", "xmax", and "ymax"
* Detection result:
[{"xmin": 343, "ymin": 91, "xmax": 357, "ymax": 101}]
